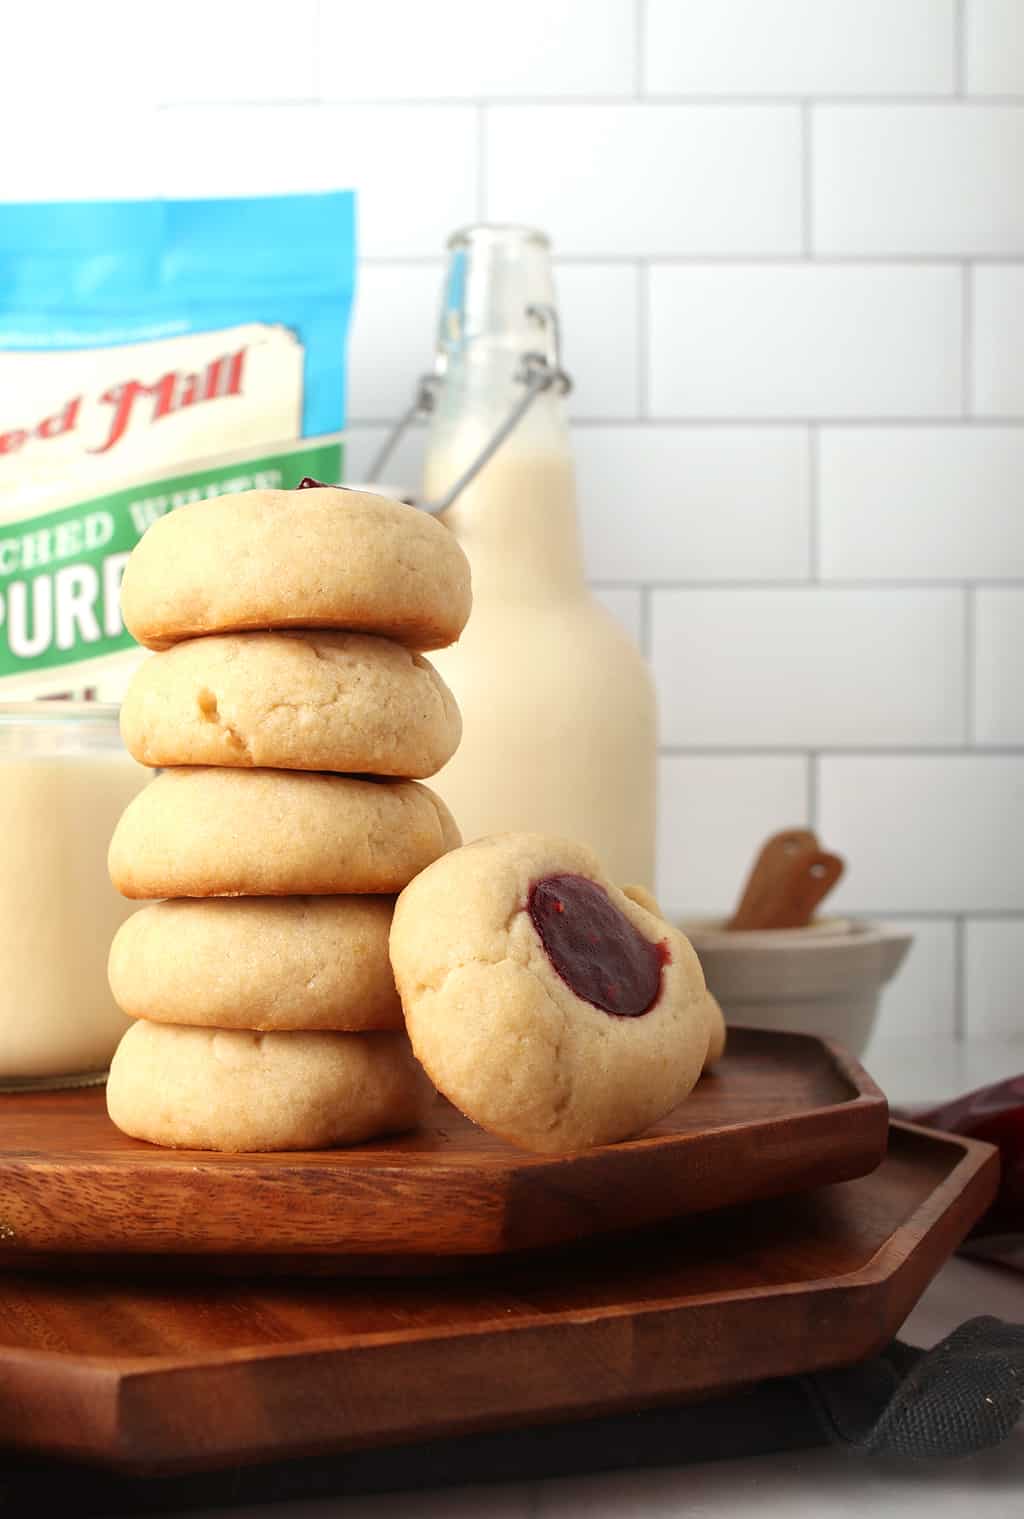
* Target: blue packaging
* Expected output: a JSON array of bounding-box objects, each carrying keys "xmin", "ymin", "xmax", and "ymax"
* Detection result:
[{"xmin": 0, "ymin": 191, "xmax": 356, "ymax": 696}]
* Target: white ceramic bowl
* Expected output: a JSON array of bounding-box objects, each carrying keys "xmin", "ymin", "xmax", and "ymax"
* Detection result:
[{"xmin": 678, "ymin": 918, "xmax": 912, "ymax": 1058}]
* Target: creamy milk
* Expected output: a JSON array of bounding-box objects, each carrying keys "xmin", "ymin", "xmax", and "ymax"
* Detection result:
[
  {"xmin": 425, "ymin": 441, "xmax": 658, "ymax": 887},
  {"xmin": 0, "ymin": 751, "xmax": 147, "ymax": 1083}
]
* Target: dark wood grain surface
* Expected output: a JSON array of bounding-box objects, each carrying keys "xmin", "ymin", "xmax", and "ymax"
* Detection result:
[
  {"xmin": 0, "ymin": 1122, "xmax": 998, "ymax": 1476},
  {"xmin": 0, "ymin": 1028, "xmax": 888, "ymax": 1270}
]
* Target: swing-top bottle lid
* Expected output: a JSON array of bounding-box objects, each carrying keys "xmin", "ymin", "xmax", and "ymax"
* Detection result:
[{"xmin": 438, "ymin": 224, "xmax": 556, "ymax": 361}]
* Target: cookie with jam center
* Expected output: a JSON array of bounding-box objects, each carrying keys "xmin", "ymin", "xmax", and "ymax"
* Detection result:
[
  {"xmin": 389, "ymin": 833, "xmax": 710, "ymax": 1153},
  {"xmin": 622, "ymin": 883, "xmax": 727, "ymax": 1068}
]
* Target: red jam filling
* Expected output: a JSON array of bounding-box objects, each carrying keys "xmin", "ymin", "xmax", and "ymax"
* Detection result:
[
  {"xmin": 527, "ymin": 873, "xmax": 669, "ymax": 1017},
  {"xmin": 297, "ymin": 476, "xmax": 348, "ymax": 490}
]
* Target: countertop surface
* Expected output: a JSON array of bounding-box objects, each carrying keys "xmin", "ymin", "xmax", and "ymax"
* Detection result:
[
  {"xmin": 861, "ymin": 1033, "xmax": 1021, "ymax": 1111},
  {"xmin": 119, "ymin": 1037, "xmax": 1024, "ymax": 1518}
]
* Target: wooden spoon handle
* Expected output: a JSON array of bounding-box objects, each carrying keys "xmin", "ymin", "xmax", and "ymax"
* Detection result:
[
  {"xmin": 759, "ymin": 850, "xmax": 845, "ymax": 929},
  {"xmin": 727, "ymin": 828, "xmax": 819, "ymax": 931}
]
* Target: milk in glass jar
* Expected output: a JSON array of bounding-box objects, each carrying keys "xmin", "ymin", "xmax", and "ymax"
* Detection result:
[{"xmin": 417, "ymin": 226, "xmax": 658, "ymax": 887}]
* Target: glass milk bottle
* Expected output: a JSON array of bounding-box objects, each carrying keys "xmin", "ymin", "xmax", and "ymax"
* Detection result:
[
  {"xmin": 0, "ymin": 703, "xmax": 147, "ymax": 1088},
  {"xmin": 420, "ymin": 225, "xmax": 657, "ymax": 887}
]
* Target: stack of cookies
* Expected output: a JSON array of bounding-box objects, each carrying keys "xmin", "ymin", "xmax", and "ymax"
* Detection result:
[{"xmin": 104, "ymin": 483, "xmax": 471, "ymax": 1153}]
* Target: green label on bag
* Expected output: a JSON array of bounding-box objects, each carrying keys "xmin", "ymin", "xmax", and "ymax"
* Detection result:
[{"xmin": 0, "ymin": 440, "xmax": 343, "ymax": 678}]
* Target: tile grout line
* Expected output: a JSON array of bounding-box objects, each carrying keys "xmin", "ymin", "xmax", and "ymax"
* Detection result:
[
  {"xmin": 807, "ymin": 424, "xmax": 820, "ymax": 580},
  {"xmin": 352, "ymin": 414, "xmax": 1024, "ymax": 428},
  {"xmin": 505, "ymin": 578, "xmax": 1024, "ymax": 592},
  {"xmin": 962, "ymin": 262, "xmax": 974, "ymax": 417},
  {"xmin": 312, "ymin": 0, "xmax": 323, "ymax": 101},
  {"xmin": 476, "ymin": 103, "xmax": 487, "ymax": 221},
  {"xmin": 964, "ymin": 584, "xmax": 976, "ymax": 745},
  {"xmin": 955, "ymin": 0, "xmax": 967, "ymax": 97},
  {"xmin": 634, "ymin": 0, "xmax": 646, "ymax": 98},
  {"xmin": 796, "ymin": 908, "xmax": 1024, "ymax": 922},
  {"xmin": 639, "ymin": 586, "xmax": 653, "ymax": 660},
  {"xmin": 658, "ymin": 744, "xmax": 1023, "ymax": 756},
  {"xmin": 301, "ymin": 548, "xmax": 1024, "ymax": 592},
  {"xmin": 954, "ymin": 917, "xmax": 967, "ymax": 1040},
  {"xmin": 801, "ymin": 101, "xmax": 813, "ymax": 255},
  {"xmin": 158, "ymin": 93, "xmax": 1024, "ymax": 109},
  {"xmin": 636, "ymin": 261, "xmax": 650, "ymax": 417},
  {"xmin": 361, "ymin": 253, "xmax": 1020, "ymax": 268}
]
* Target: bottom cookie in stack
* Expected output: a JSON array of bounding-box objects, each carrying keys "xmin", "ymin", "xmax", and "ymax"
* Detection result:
[
  {"xmin": 107, "ymin": 896, "xmax": 434, "ymax": 1152},
  {"xmin": 107, "ymin": 1023, "xmax": 431, "ymax": 1153}
]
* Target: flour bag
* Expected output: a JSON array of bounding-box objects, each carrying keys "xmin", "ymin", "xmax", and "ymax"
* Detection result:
[{"xmin": 0, "ymin": 192, "xmax": 356, "ymax": 698}]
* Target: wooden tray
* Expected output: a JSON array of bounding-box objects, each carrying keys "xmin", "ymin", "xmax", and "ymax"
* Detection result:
[
  {"xmin": 0, "ymin": 1029, "xmax": 887, "ymax": 1271},
  {"xmin": 0, "ymin": 1122, "xmax": 998, "ymax": 1476}
]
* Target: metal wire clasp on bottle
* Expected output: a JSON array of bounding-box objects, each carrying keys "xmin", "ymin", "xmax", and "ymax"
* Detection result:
[{"xmin": 365, "ymin": 303, "xmax": 573, "ymax": 515}]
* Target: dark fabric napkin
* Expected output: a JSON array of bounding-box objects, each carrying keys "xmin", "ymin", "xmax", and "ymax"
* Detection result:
[{"xmin": 1, "ymin": 1315, "xmax": 1021, "ymax": 1516}]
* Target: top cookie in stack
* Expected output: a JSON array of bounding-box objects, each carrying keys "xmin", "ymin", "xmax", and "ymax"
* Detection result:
[
  {"xmin": 105, "ymin": 483, "xmax": 470, "ymax": 1154},
  {"xmin": 119, "ymin": 482, "xmax": 470, "ymax": 652}
]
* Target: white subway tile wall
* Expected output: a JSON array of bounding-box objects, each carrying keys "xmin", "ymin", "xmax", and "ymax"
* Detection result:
[
  {"xmin": 590, "ymin": 587, "xmax": 646, "ymax": 649},
  {"xmin": 819, "ymin": 428, "xmax": 1024, "ymax": 580},
  {"xmin": 155, "ymin": 105, "xmax": 336, "ymax": 200},
  {"xmin": 649, "ymin": 266, "xmax": 963, "ymax": 417},
  {"xmin": 344, "ymin": 427, "xmax": 427, "ymax": 491},
  {"xmin": 4, "ymin": 2, "xmax": 157, "ymax": 108},
  {"xmin": 348, "ymin": 264, "xmax": 443, "ymax": 419},
  {"xmin": 657, "ymin": 755, "xmax": 810, "ymax": 917},
  {"xmin": 557, "ymin": 267, "xmax": 642, "ymax": 420},
  {"xmin": 974, "ymin": 589, "xmax": 1024, "ymax": 744},
  {"xmin": 347, "ymin": 263, "xmax": 643, "ymax": 423},
  {"xmin": 9, "ymin": 0, "xmax": 1021, "ymax": 1040},
  {"xmin": 972, "ymin": 265, "xmax": 1024, "ymax": 414},
  {"xmin": 485, "ymin": 106, "xmax": 803, "ymax": 254},
  {"xmin": 876, "ymin": 920, "xmax": 959, "ymax": 1039},
  {"xmin": 814, "ymin": 105, "xmax": 1024, "ymax": 256},
  {"xmin": 575, "ymin": 428, "xmax": 810, "ymax": 582},
  {"xmin": 967, "ymin": 0, "xmax": 1024, "ymax": 95},
  {"xmin": 644, "ymin": 1, "xmax": 957, "ymax": 96},
  {"xmin": 965, "ymin": 921, "xmax": 1024, "ymax": 1035},
  {"xmin": 319, "ymin": 0, "xmax": 637, "ymax": 99},
  {"xmin": 0, "ymin": 105, "xmax": 161, "ymax": 203},
  {"xmin": 156, "ymin": 1, "xmax": 320, "ymax": 104},
  {"xmin": 819, "ymin": 756, "xmax": 1024, "ymax": 913},
  {"xmin": 651, "ymin": 588, "xmax": 965, "ymax": 748}
]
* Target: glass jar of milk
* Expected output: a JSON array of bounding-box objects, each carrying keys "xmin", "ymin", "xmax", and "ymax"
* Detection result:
[
  {"xmin": 421, "ymin": 225, "xmax": 658, "ymax": 886},
  {"xmin": 0, "ymin": 703, "xmax": 148, "ymax": 1089}
]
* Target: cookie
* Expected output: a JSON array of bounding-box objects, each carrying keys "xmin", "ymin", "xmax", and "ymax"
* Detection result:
[
  {"xmin": 106, "ymin": 1022, "xmax": 433, "ymax": 1152},
  {"xmin": 620, "ymin": 883, "xmax": 663, "ymax": 917},
  {"xmin": 623, "ymin": 884, "xmax": 727, "ymax": 1069},
  {"xmin": 703, "ymin": 990, "xmax": 727, "ymax": 1067},
  {"xmin": 120, "ymin": 487, "xmax": 471, "ymax": 652},
  {"xmin": 109, "ymin": 896, "xmax": 402, "ymax": 1032},
  {"xmin": 120, "ymin": 631, "xmax": 461, "ymax": 778},
  {"xmin": 389, "ymin": 834, "xmax": 710, "ymax": 1154},
  {"xmin": 108, "ymin": 767, "xmax": 461, "ymax": 899}
]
